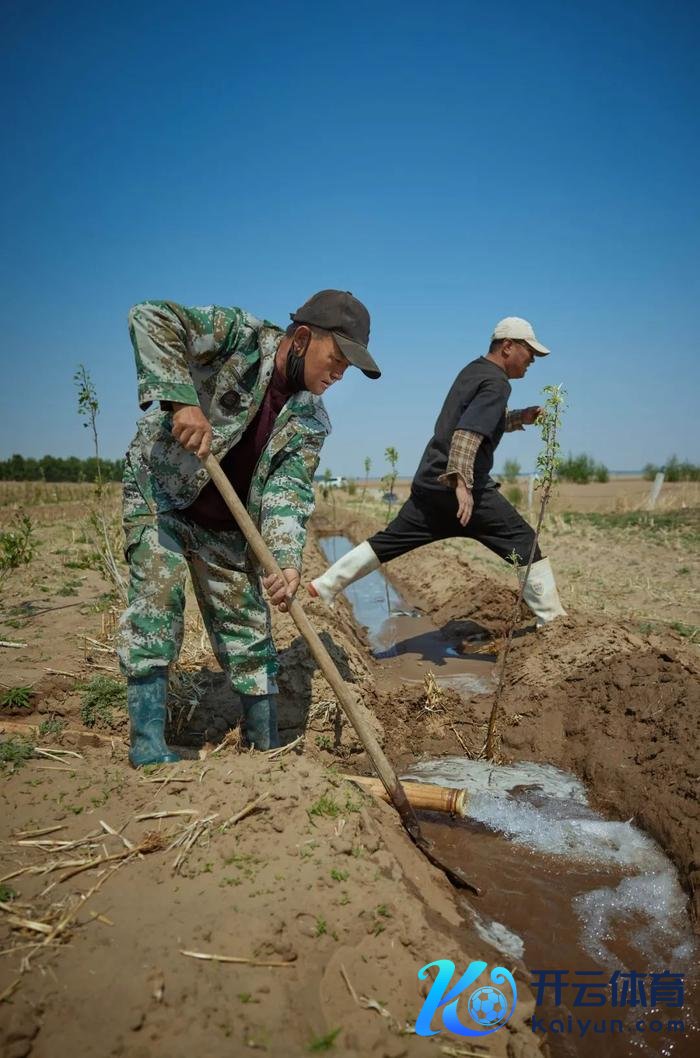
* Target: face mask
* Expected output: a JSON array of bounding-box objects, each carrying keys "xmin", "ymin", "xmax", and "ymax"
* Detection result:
[{"xmin": 285, "ymin": 345, "xmax": 308, "ymax": 392}]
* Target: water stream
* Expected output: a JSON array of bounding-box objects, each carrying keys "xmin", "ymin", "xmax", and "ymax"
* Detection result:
[
  {"xmin": 318, "ymin": 535, "xmax": 495, "ymax": 693},
  {"xmin": 317, "ymin": 534, "xmax": 699, "ymax": 1056}
]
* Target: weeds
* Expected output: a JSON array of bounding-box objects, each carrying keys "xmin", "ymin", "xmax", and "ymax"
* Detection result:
[
  {"xmin": 0, "ymin": 686, "xmax": 32, "ymax": 709},
  {"xmin": 0, "ymin": 884, "xmax": 18, "ymax": 902},
  {"xmin": 0, "ymin": 737, "xmax": 34, "ymax": 772},
  {"xmin": 79, "ymin": 675, "xmax": 127, "ymax": 729},
  {"xmin": 308, "ymin": 794, "xmax": 341, "ymax": 819},
  {"xmin": 0, "ymin": 513, "xmax": 37, "ymax": 594},
  {"xmin": 315, "ymin": 916, "xmax": 327, "ymax": 936},
  {"xmin": 560, "ymin": 509, "xmax": 699, "ymax": 543},
  {"xmin": 38, "ymin": 715, "xmax": 66, "ymax": 738},
  {"xmin": 308, "ymin": 1027, "xmax": 341, "ymax": 1052}
]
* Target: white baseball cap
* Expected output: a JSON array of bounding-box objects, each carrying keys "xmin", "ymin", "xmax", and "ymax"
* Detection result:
[{"xmin": 491, "ymin": 317, "xmax": 550, "ymax": 356}]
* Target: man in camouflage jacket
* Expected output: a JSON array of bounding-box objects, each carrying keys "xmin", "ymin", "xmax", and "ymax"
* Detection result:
[{"xmin": 118, "ymin": 290, "xmax": 380, "ymax": 767}]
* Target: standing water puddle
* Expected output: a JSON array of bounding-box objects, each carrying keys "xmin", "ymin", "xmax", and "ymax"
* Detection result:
[
  {"xmin": 318, "ymin": 535, "xmax": 494, "ymax": 694},
  {"xmin": 316, "ymin": 536, "xmax": 698, "ymax": 1055},
  {"xmin": 404, "ymin": 758, "xmax": 699, "ymax": 1057}
]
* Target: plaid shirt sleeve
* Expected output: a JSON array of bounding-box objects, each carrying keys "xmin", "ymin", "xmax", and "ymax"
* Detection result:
[
  {"xmin": 438, "ymin": 430, "xmax": 483, "ymax": 488},
  {"xmin": 505, "ymin": 409, "xmax": 526, "ymax": 432}
]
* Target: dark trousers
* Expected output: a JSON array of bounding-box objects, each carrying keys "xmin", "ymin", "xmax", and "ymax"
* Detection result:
[{"xmin": 368, "ymin": 483, "xmax": 541, "ymax": 566}]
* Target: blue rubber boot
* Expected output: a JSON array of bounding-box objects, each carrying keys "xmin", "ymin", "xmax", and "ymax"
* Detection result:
[
  {"xmin": 240, "ymin": 694, "xmax": 280, "ymax": 751},
  {"xmin": 127, "ymin": 670, "xmax": 181, "ymax": 768}
]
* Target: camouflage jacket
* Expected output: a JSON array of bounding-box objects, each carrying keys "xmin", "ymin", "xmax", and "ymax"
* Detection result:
[{"xmin": 125, "ymin": 301, "xmax": 331, "ymax": 570}]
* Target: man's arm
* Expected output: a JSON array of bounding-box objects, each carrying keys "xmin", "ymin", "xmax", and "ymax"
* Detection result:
[
  {"xmin": 128, "ymin": 301, "xmax": 250, "ymax": 409},
  {"xmin": 128, "ymin": 301, "xmax": 251, "ymax": 459},
  {"xmin": 438, "ymin": 429, "xmax": 483, "ymax": 527},
  {"xmin": 259, "ymin": 438, "xmax": 323, "ymax": 603}
]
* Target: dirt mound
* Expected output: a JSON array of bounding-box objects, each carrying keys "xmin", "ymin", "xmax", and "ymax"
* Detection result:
[
  {"xmin": 351, "ymin": 523, "xmax": 700, "ymax": 930},
  {"xmin": 0, "ymin": 748, "xmax": 542, "ymax": 1058}
]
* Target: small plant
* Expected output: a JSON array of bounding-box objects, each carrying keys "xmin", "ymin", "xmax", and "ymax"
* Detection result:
[
  {"xmin": 308, "ymin": 1027, "xmax": 341, "ymax": 1052},
  {"xmin": 346, "ymin": 478, "xmax": 357, "ymax": 496},
  {"xmin": 380, "ymin": 446, "xmax": 400, "ymax": 614},
  {"xmin": 502, "ymin": 458, "xmax": 521, "ymax": 484},
  {"xmin": 308, "ymin": 794, "xmax": 341, "ymax": 819},
  {"xmin": 73, "ymin": 364, "xmax": 127, "ymax": 602},
  {"xmin": 0, "ymin": 513, "xmax": 37, "ymax": 593},
  {"xmin": 330, "ymin": 868, "xmax": 349, "ymax": 882},
  {"xmin": 315, "ymin": 916, "xmax": 327, "ymax": 936},
  {"xmin": 361, "ymin": 455, "xmax": 372, "ymax": 504},
  {"xmin": 74, "ymin": 365, "xmax": 103, "ymax": 496},
  {"xmin": 0, "ymin": 884, "xmax": 18, "ymax": 902},
  {"xmin": 0, "ymin": 737, "xmax": 34, "ymax": 771},
  {"xmin": 79, "ymin": 675, "xmax": 127, "ymax": 730},
  {"xmin": 1, "ymin": 686, "xmax": 32, "ymax": 709},
  {"xmin": 381, "ymin": 446, "xmax": 399, "ymax": 519},
  {"xmin": 320, "ymin": 467, "xmax": 333, "ymax": 501}
]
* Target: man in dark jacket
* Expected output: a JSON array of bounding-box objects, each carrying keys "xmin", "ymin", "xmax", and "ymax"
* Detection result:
[{"xmin": 309, "ymin": 316, "xmax": 567, "ymax": 626}]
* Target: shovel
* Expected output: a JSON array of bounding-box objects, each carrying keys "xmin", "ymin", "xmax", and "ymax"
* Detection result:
[{"xmin": 203, "ymin": 454, "xmax": 480, "ymax": 895}]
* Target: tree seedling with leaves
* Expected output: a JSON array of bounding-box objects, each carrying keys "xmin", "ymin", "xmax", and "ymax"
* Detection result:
[
  {"xmin": 361, "ymin": 455, "xmax": 372, "ymax": 505},
  {"xmin": 485, "ymin": 384, "xmax": 566, "ymax": 760},
  {"xmin": 74, "ymin": 364, "xmax": 127, "ymax": 601}
]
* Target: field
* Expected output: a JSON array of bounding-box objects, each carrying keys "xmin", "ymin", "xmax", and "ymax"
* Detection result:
[{"xmin": 1, "ymin": 477, "xmax": 698, "ymax": 1057}]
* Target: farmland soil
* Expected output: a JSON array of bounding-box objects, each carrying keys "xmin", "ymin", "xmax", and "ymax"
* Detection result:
[{"xmin": 0, "ymin": 494, "xmax": 698, "ymax": 1058}]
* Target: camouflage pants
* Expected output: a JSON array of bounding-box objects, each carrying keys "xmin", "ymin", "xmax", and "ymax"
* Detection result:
[{"xmin": 118, "ymin": 472, "xmax": 278, "ymax": 695}]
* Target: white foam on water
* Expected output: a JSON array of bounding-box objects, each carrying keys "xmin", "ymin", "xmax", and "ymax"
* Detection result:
[
  {"xmin": 573, "ymin": 870, "xmax": 695, "ymax": 968},
  {"xmin": 404, "ymin": 757, "xmax": 588, "ymax": 802},
  {"xmin": 433, "ymin": 673, "xmax": 496, "ymax": 695},
  {"xmin": 471, "ymin": 911, "xmax": 525, "ymax": 961},
  {"xmin": 402, "ymin": 758, "xmax": 698, "ymax": 968}
]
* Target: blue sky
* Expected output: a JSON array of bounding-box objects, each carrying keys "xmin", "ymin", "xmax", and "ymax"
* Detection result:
[{"xmin": 1, "ymin": 0, "xmax": 698, "ymax": 476}]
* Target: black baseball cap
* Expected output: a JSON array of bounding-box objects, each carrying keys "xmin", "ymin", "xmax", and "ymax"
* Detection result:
[{"xmin": 290, "ymin": 289, "xmax": 381, "ymax": 379}]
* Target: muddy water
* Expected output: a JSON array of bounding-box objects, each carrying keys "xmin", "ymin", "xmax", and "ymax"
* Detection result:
[
  {"xmin": 317, "ymin": 536, "xmax": 699, "ymax": 1055},
  {"xmin": 318, "ymin": 535, "xmax": 494, "ymax": 693},
  {"xmin": 405, "ymin": 760, "xmax": 699, "ymax": 1058}
]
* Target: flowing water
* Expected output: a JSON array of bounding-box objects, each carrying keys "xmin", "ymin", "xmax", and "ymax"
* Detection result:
[
  {"xmin": 318, "ymin": 535, "xmax": 699, "ymax": 1056},
  {"xmin": 318, "ymin": 535, "xmax": 495, "ymax": 692}
]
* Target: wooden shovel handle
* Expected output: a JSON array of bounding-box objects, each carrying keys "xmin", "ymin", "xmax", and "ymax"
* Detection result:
[{"xmin": 202, "ymin": 454, "xmax": 422, "ymax": 842}]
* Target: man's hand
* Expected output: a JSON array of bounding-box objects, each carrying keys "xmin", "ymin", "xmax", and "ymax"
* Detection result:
[
  {"xmin": 171, "ymin": 403, "xmax": 213, "ymax": 459},
  {"xmin": 263, "ymin": 568, "xmax": 300, "ymax": 612},
  {"xmin": 456, "ymin": 479, "xmax": 474, "ymax": 527},
  {"xmin": 521, "ymin": 405, "xmax": 543, "ymax": 425}
]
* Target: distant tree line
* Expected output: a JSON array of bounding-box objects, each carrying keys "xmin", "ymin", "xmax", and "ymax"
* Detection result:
[
  {"xmin": 0, "ymin": 454, "xmax": 124, "ymax": 482},
  {"xmin": 643, "ymin": 456, "xmax": 699, "ymax": 482}
]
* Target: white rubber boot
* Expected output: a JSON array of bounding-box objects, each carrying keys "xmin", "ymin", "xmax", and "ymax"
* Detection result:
[
  {"xmin": 518, "ymin": 557, "xmax": 568, "ymax": 627},
  {"xmin": 308, "ymin": 541, "xmax": 380, "ymax": 606}
]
